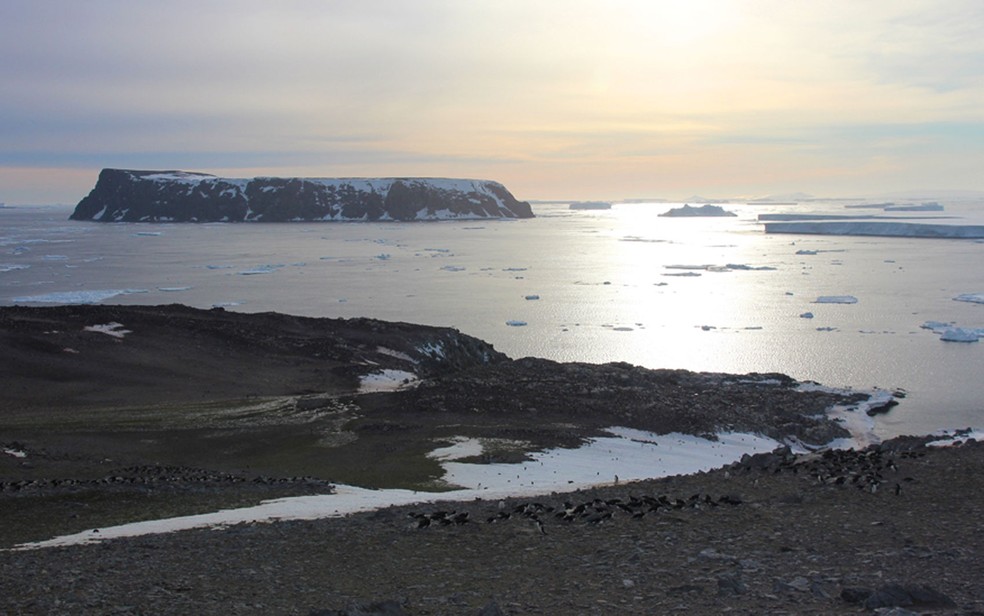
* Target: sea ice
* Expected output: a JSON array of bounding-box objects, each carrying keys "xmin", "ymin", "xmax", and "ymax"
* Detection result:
[
  {"xmin": 920, "ymin": 321, "xmax": 983, "ymax": 342},
  {"xmin": 815, "ymin": 295, "xmax": 858, "ymax": 304},
  {"xmin": 954, "ymin": 293, "xmax": 984, "ymax": 304},
  {"xmin": 12, "ymin": 289, "xmax": 148, "ymax": 304},
  {"xmin": 3, "ymin": 449, "xmax": 27, "ymax": 459},
  {"xmin": 939, "ymin": 329, "xmax": 979, "ymax": 342},
  {"xmin": 158, "ymin": 286, "xmax": 192, "ymax": 292},
  {"xmin": 238, "ymin": 264, "xmax": 283, "ymax": 275},
  {"xmin": 0, "ymin": 264, "xmax": 30, "ymax": 273}
]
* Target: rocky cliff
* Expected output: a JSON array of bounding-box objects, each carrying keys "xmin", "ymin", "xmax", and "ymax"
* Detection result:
[{"xmin": 70, "ymin": 169, "xmax": 534, "ymax": 222}]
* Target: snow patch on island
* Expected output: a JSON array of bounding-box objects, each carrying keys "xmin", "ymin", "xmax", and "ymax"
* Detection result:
[
  {"xmin": 358, "ymin": 369, "xmax": 418, "ymax": 393},
  {"xmin": 83, "ymin": 322, "xmax": 131, "ymax": 339}
]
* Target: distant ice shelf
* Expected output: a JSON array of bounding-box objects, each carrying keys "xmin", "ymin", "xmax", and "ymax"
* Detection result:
[{"xmin": 764, "ymin": 221, "xmax": 984, "ymax": 239}]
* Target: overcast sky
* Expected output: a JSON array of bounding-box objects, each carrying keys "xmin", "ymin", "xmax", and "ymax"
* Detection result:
[{"xmin": 2, "ymin": 0, "xmax": 983, "ymax": 203}]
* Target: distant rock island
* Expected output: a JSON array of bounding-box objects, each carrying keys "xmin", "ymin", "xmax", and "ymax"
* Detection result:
[
  {"xmin": 70, "ymin": 169, "xmax": 534, "ymax": 222},
  {"xmin": 660, "ymin": 204, "xmax": 737, "ymax": 217}
]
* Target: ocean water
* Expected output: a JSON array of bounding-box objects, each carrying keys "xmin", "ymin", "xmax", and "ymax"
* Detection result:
[{"xmin": 2, "ymin": 201, "xmax": 982, "ymax": 439}]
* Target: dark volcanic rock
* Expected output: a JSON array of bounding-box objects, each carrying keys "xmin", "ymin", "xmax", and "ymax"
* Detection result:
[{"xmin": 70, "ymin": 169, "xmax": 534, "ymax": 222}]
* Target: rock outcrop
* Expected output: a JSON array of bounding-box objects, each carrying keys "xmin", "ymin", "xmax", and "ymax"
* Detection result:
[{"xmin": 70, "ymin": 169, "xmax": 534, "ymax": 222}]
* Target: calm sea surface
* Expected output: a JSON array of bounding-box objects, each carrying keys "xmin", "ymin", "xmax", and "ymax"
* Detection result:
[{"xmin": 2, "ymin": 201, "xmax": 982, "ymax": 438}]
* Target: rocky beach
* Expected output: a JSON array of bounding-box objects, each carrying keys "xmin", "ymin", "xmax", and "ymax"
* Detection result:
[{"xmin": 1, "ymin": 304, "xmax": 982, "ymax": 614}]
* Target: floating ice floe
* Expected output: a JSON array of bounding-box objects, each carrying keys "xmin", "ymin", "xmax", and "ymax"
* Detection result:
[
  {"xmin": 134, "ymin": 231, "xmax": 162, "ymax": 237},
  {"xmin": 238, "ymin": 264, "xmax": 283, "ymax": 275},
  {"xmin": 158, "ymin": 286, "xmax": 192, "ymax": 292},
  {"xmin": 815, "ymin": 295, "xmax": 858, "ymax": 304},
  {"xmin": 358, "ymin": 369, "xmax": 418, "ymax": 393},
  {"xmin": 12, "ymin": 289, "xmax": 148, "ymax": 304},
  {"xmin": 954, "ymin": 293, "xmax": 984, "ymax": 305},
  {"xmin": 441, "ymin": 265, "xmax": 465, "ymax": 272},
  {"xmin": 506, "ymin": 320, "xmax": 528, "ymax": 327},
  {"xmin": 920, "ymin": 321, "xmax": 983, "ymax": 343},
  {"xmin": 2, "ymin": 449, "xmax": 27, "ymax": 459},
  {"xmin": 82, "ymin": 322, "xmax": 131, "ymax": 339},
  {"xmin": 0, "ymin": 264, "xmax": 30, "ymax": 273}
]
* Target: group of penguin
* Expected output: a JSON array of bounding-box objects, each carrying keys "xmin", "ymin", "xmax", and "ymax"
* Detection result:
[
  {"xmin": 730, "ymin": 444, "xmax": 919, "ymax": 495},
  {"xmin": 407, "ymin": 491, "xmax": 745, "ymax": 533}
]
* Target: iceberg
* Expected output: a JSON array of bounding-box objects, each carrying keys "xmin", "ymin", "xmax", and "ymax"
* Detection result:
[
  {"xmin": 921, "ymin": 321, "xmax": 983, "ymax": 342},
  {"xmin": 815, "ymin": 295, "xmax": 858, "ymax": 304},
  {"xmin": 954, "ymin": 293, "xmax": 984, "ymax": 305}
]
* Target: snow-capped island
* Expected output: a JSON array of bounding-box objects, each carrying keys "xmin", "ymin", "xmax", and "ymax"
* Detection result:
[
  {"xmin": 70, "ymin": 169, "xmax": 534, "ymax": 223},
  {"xmin": 659, "ymin": 204, "xmax": 737, "ymax": 217}
]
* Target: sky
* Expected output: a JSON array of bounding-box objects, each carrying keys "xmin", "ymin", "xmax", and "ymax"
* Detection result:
[{"xmin": 2, "ymin": 0, "xmax": 984, "ymax": 204}]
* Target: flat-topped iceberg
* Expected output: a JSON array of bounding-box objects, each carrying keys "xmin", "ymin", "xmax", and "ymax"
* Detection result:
[{"xmin": 764, "ymin": 221, "xmax": 984, "ymax": 239}]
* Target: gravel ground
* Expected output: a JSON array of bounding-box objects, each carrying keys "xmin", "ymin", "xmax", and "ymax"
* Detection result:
[{"xmin": 2, "ymin": 440, "xmax": 982, "ymax": 615}]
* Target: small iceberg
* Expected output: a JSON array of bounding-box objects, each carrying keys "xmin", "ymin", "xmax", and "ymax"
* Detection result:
[
  {"xmin": 921, "ymin": 321, "xmax": 983, "ymax": 343},
  {"xmin": 954, "ymin": 293, "xmax": 984, "ymax": 305},
  {"xmin": 815, "ymin": 295, "xmax": 858, "ymax": 304},
  {"xmin": 506, "ymin": 320, "xmax": 528, "ymax": 327}
]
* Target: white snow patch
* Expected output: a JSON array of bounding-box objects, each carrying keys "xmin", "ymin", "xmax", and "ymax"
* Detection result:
[
  {"xmin": 83, "ymin": 322, "xmax": 131, "ymax": 339},
  {"xmin": 375, "ymin": 347, "xmax": 417, "ymax": 363},
  {"xmin": 427, "ymin": 437, "xmax": 485, "ymax": 461},
  {"xmin": 418, "ymin": 342, "xmax": 446, "ymax": 359},
  {"xmin": 3, "ymin": 449, "xmax": 26, "ymax": 459},
  {"xmin": 358, "ymin": 369, "xmax": 418, "ymax": 393}
]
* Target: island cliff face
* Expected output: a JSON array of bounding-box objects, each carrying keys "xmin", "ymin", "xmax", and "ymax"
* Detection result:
[{"xmin": 70, "ymin": 169, "xmax": 534, "ymax": 222}]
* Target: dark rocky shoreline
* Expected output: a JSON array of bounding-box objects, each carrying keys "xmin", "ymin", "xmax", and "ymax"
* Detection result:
[{"xmin": 1, "ymin": 304, "xmax": 981, "ymax": 614}]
